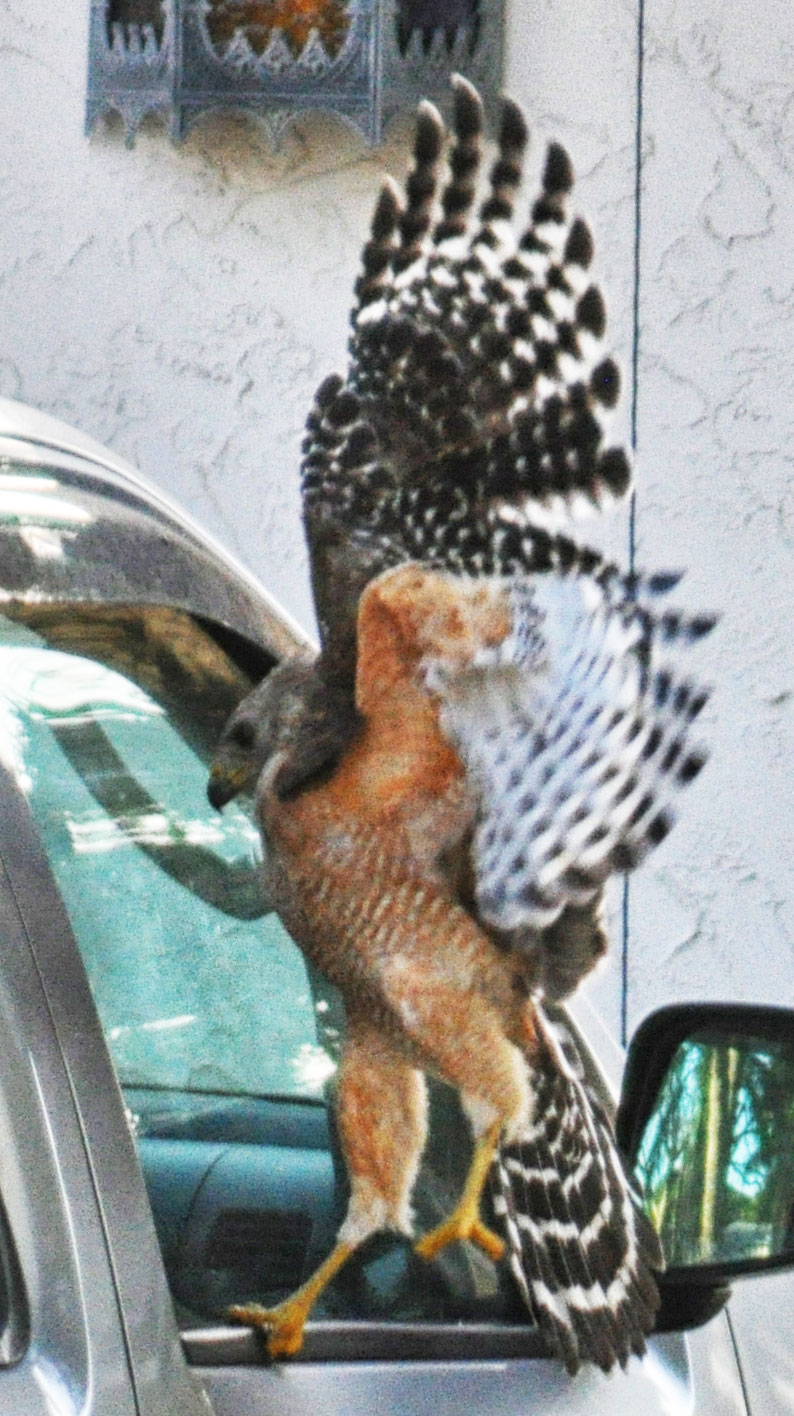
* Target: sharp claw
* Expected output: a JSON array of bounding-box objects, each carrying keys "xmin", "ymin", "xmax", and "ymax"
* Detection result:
[
  {"xmin": 228, "ymin": 1302, "xmax": 264, "ymax": 1325},
  {"xmin": 227, "ymin": 1240, "xmax": 355, "ymax": 1360},
  {"xmin": 228, "ymin": 1301, "xmax": 307, "ymax": 1359}
]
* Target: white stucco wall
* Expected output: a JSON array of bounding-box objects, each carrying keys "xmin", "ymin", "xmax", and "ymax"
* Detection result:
[
  {"xmin": 628, "ymin": 0, "xmax": 794, "ymax": 1034},
  {"xmin": 0, "ymin": 1, "xmax": 792, "ymax": 1040}
]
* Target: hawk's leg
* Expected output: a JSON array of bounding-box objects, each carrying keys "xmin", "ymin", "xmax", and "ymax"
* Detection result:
[
  {"xmin": 375, "ymin": 952, "xmax": 534, "ymax": 1268},
  {"xmin": 230, "ymin": 1026, "xmax": 428, "ymax": 1359},
  {"xmin": 228, "ymin": 1242, "xmax": 354, "ymax": 1358},
  {"xmin": 415, "ymin": 1117, "xmax": 505, "ymax": 1262}
]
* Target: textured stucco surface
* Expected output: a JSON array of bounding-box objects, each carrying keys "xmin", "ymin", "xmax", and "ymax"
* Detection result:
[
  {"xmin": 628, "ymin": 0, "xmax": 794, "ymax": 1032},
  {"xmin": 0, "ymin": 1, "xmax": 792, "ymax": 1040}
]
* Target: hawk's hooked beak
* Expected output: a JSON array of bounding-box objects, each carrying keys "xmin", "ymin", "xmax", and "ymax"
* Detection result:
[{"xmin": 207, "ymin": 764, "xmax": 246, "ymax": 810}]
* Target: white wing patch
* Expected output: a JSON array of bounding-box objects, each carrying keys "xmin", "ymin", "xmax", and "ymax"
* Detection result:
[{"xmin": 422, "ymin": 571, "xmax": 709, "ymax": 931}]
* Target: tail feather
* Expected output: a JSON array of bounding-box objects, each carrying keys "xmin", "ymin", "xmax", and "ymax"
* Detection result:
[{"xmin": 490, "ymin": 1008, "xmax": 662, "ymax": 1373}]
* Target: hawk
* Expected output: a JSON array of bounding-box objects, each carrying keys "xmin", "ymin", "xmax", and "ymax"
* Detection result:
[{"xmin": 208, "ymin": 78, "xmax": 713, "ymax": 1372}]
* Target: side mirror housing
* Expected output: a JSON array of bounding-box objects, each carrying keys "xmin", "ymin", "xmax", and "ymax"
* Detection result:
[{"xmin": 616, "ymin": 1003, "xmax": 794, "ymax": 1327}]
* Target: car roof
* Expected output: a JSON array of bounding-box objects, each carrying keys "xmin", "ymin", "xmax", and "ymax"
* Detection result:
[{"xmin": 0, "ymin": 395, "xmax": 313, "ymax": 663}]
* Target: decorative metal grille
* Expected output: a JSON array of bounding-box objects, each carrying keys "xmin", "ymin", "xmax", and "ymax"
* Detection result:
[{"xmin": 86, "ymin": 0, "xmax": 505, "ymax": 147}]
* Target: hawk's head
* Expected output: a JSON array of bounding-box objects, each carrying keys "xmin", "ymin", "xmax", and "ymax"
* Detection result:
[{"xmin": 207, "ymin": 657, "xmax": 318, "ymax": 809}]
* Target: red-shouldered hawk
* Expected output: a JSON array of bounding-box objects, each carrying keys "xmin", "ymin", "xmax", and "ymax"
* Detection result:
[{"xmin": 208, "ymin": 78, "xmax": 714, "ymax": 1372}]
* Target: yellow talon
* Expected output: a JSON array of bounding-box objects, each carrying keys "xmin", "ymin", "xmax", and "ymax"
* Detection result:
[
  {"xmin": 228, "ymin": 1238, "xmax": 354, "ymax": 1360},
  {"xmin": 415, "ymin": 1118, "xmax": 505, "ymax": 1263},
  {"xmin": 415, "ymin": 1210, "xmax": 505, "ymax": 1262},
  {"xmin": 229, "ymin": 1299, "xmax": 310, "ymax": 1359},
  {"xmin": 469, "ymin": 1218, "xmax": 505, "ymax": 1261}
]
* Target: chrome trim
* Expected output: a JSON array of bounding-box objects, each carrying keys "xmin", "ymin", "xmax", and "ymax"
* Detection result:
[
  {"xmin": 182, "ymin": 1320, "xmax": 545, "ymax": 1366},
  {"xmin": 0, "ymin": 396, "xmax": 314, "ymax": 662}
]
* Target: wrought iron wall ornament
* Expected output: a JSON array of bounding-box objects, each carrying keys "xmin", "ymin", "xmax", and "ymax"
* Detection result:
[{"xmin": 85, "ymin": 0, "xmax": 505, "ymax": 148}]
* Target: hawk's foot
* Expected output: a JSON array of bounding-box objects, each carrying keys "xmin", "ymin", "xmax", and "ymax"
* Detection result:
[
  {"xmin": 415, "ymin": 1211, "xmax": 505, "ymax": 1262},
  {"xmin": 415, "ymin": 1117, "xmax": 505, "ymax": 1262},
  {"xmin": 228, "ymin": 1298, "xmax": 308, "ymax": 1360},
  {"xmin": 228, "ymin": 1238, "xmax": 354, "ymax": 1360}
]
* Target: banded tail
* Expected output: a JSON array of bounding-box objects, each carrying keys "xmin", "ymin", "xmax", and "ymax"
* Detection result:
[{"xmin": 490, "ymin": 1008, "xmax": 662, "ymax": 1372}]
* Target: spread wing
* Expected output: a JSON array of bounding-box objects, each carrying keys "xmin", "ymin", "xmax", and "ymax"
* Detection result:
[
  {"xmin": 212, "ymin": 79, "xmax": 714, "ymax": 990},
  {"xmin": 358, "ymin": 561, "xmax": 712, "ymax": 943},
  {"xmin": 208, "ymin": 82, "xmax": 712, "ymax": 1366},
  {"xmin": 301, "ymin": 76, "xmax": 631, "ymax": 691}
]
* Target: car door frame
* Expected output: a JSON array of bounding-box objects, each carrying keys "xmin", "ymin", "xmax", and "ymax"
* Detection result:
[{"xmin": 0, "ymin": 758, "xmax": 212, "ymax": 1416}]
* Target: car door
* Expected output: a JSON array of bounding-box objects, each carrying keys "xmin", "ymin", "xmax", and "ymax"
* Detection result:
[
  {"xmin": 0, "ymin": 806, "xmax": 139, "ymax": 1414},
  {"xmin": 722, "ymin": 1270, "xmax": 794, "ymax": 1415},
  {"xmin": 0, "ymin": 593, "xmax": 755, "ymax": 1416}
]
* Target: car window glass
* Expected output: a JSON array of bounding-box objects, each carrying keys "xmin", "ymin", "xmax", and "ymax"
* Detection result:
[
  {"xmin": 0, "ymin": 604, "xmax": 521, "ymax": 1331},
  {"xmin": 0, "ymin": 607, "xmax": 326, "ymax": 1101}
]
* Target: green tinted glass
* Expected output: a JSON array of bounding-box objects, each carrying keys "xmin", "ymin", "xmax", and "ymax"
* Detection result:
[
  {"xmin": 634, "ymin": 1032, "xmax": 794, "ymax": 1268},
  {"xmin": 0, "ymin": 605, "xmax": 336, "ymax": 1101}
]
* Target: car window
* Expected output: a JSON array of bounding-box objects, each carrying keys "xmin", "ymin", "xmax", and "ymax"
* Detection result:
[{"xmin": 0, "ymin": 603, "xmax": 522, "ymax": 1332}]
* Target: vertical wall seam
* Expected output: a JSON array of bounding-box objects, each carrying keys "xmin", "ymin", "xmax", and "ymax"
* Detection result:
[
  {"xmin": 622, "ymin": 0, "xmax": 646, "ymax": 1048},
  {"xmin": 725, "ymin": 1307, "xmax": 755, "ymax": 1416}
]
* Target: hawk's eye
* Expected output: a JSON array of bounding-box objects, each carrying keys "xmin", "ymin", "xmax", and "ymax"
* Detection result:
[{"xmin": 230, "ymin": 720, "xmax": 256, "ymax": 750}]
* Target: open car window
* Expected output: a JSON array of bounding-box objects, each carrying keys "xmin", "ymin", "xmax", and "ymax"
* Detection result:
[{"xmin": 0, "ymin": 603, "xmax": 523, "ymax": 1332}]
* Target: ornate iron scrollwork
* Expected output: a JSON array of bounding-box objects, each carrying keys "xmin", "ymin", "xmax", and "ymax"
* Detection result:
[{"xmin": 85, "ymin": 0, "xmax": 504, "ymax": 147}]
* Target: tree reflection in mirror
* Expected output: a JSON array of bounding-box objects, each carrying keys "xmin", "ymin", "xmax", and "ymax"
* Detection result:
[{"xmin": 633, "ymin": 1030, "xmax": 794, "ymax": 1270}]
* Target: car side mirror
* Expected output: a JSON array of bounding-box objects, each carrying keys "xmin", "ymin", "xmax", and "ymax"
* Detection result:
[{"xmin": 616, "ymin": 1003, "xmax": 794, "ymax": 1316}]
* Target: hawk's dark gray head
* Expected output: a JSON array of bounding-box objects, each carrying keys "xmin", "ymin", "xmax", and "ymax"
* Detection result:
[{"xmin": 207, "ymin": 657, "xmax": 318, "ymax": 809}]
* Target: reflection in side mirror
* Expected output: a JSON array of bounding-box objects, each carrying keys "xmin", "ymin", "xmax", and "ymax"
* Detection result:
[{"xmin": 618, "ymin": 1005, "xmax": 794, "ymax": 1281}]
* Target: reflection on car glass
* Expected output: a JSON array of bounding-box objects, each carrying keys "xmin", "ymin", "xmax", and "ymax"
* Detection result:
[
  {"xmin": 53, "ymin": 715, "xmax": 265, "ymax": 920},
  {"xmin": 0, "ymin": 609, "xmax": 264, "ymax": 917},
  {"xmin": 634, "ymin": 1031, "xmax": 794, "ymax": 1268},
  {"xmin": 3, "ymin": 601, "xmax": 251, "ymax": 755},
  {"xmin": 0, "ymin": 605, "xmax": 337, "ymax": 1103}
]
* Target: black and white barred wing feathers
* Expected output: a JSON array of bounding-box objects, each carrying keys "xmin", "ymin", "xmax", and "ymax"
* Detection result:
[
  {"xmin": 491, "ymin": 1007, "xmax": 662, "ymax": 1373},
  {"xmin": 403, "ymin": 561, "xmax": 712, "ymax": 934},
  {"xmin": 207, "ymin": 79, "xmax": 715, "ymax": 1375},
  {"xmin": 347, "ymin": 81, "xmax": 628, "ymax": 509},
  {"xmin": 301, "ymin": 76, "xmax": 631, "ymax": 674}
]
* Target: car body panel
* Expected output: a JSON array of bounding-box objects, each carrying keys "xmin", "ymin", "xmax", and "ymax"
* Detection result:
[
  {"xmin": 0, "ymin": 757, "xmax": 213, "ymax": 1416},
  {"xmin": 192, "ymin": 1324, "xmax": 748, "ymax": 1416},
  {"xmin": 723, "ymin": 1272, "xmax": 794, "ymax": 1415},
  {"xmin": 0, "ymin": 395, "xmax": 312, "ymax": 664},
  {"xmin": 0, "ymin": 799, "xmax": 137, "ymax": 1414}
]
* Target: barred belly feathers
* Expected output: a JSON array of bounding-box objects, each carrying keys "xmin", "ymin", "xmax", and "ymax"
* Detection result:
[{"xmin": 208, "ymin": 77, "xmax": 714, "ymax": 1373}]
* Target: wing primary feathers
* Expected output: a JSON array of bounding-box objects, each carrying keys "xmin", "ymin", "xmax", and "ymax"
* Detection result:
[
  {"xmin": 394, "ymin": 100, "xmax": 445, "ymax": 274},
  {"xmin": 476, "ymin": 94, "xmax": 529, "ymax": 233},
  {"xmin": 353, "ymin": 179, "xmax": 403, "ymax": 314},
  {"xmin": 433, "ymin": 73, "xmax": 484, "ymax": 244},
  {"xmin": 323, "ymin": 76, "xmax": 636, "ymax": 594}
]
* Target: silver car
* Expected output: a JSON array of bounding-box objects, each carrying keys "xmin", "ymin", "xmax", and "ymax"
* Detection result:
[{"xmin": 0, "ymin": 394, "xmax": 791, "ymax": 1416}]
